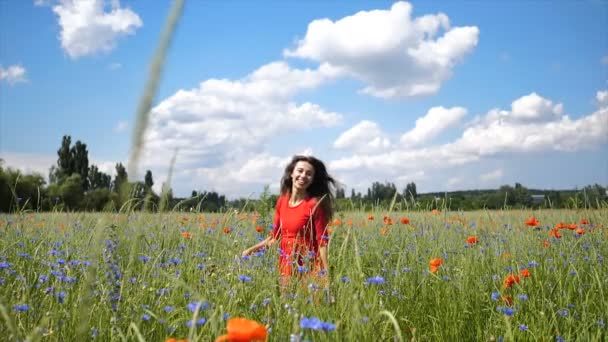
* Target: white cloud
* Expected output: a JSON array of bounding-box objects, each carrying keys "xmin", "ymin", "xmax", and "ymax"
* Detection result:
[
  {"xmin": 597, "ymin": 90, "xmax": 608, "ymax": 106},
  {"xmin": 284, "ymin": 1, "xmax": 479, "ymax": 98},
  {"xmin": 135, "ymin": 61, "xmax": 343, "ymax": 195},
  {"xmin": 52, "ymin": 0, "xmax": 142, "ymax": 58},
  {"xmin": 480, "ymin": 169, "xmax": 503, "ymax": 182},
  {"xmin": 34, "ymin": 0, "xmax": 50, "ymax": 6},
  {"xmin": 509, "ymin": 92, "xmax": 562, "ymax": 122},
  {"xmin": 446, "ymin": 176, "xmax": 463, "ymax": 190},
  {"xmin": 0, "ymin": 65, "xmax": 27, "ymax": 84},
  {"xmin": 107, "ymin": 62, "xmax": 122, "ymax": 70},
  {"xmin": 330, "ymin": 92, "xmax": 608, "ymax": 188},
  {"xmin": 601, "ymin": 55, "xmax": 608, "ymax": 65},
  {"xmin": 333, "ymin": 120, "xmax": 390, "ymax": 152},
  {"xmin": 114, "ymin": 120, "xmax": 128, "ymax": 132},
  {"xmin": 453, "ymin": 93, "xmax": 605, "ymax": 155},
  {"xmin": 400, "ymin": 106, "xmax": 467, "ymax": 146}
]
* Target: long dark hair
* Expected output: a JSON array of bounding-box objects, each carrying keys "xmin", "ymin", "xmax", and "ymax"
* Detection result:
[{"xmin": 280, "ymin": 155, "xmax": 336, "ymax": 219}]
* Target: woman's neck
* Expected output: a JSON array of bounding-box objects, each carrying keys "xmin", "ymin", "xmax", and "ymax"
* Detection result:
[{"xmin": 289, "ymin": 188, "xmax": 307, "ymax": 204}]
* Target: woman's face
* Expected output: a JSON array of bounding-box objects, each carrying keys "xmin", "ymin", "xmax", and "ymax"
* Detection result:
[{"xmin": 291, "ymin": 160, "xmax": 315, "ymax": 192}]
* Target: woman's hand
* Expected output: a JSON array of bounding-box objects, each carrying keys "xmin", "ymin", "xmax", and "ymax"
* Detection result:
[{"xmin": 241, "ymin": 249, "xmax": 250, "ymax": 257}]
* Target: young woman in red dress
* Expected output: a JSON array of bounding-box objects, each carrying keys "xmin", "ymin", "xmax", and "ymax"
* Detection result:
[{"xmin": 242, "ymin": 155, "xmax": 336, "ymax": 286}]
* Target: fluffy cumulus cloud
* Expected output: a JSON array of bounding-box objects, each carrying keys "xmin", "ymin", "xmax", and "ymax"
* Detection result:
[
  {"xmin": 400, "ymin": 106, "xmax": 467, "ymax": 146},
  {"xmin": 333, "ymin": 120, "xmax": 390, "ymax": 152},
  {"xmin": 137, "ymin": 61, "xmax": 342, "ymax": 195},
  {"xmin": 597, "ymin": 90, "xmax": 608, "ymax": 106},
  {"xmin": 330, "ymin": 91, "xmax": 608, "ymax": 191},
  {"xmin": 0, "ymin": 65, "xmax": 27, "ymax": 84},
  {"xmin": 480, "ymin": 169, "xmax": 503, "ymax": 182},
  {"xmin": 284, "ymin": 1, "xmax": 479, "ymax": 98},
  {"xmin": 52, "ymin": 0, "xmax": 142, "ymax": 58}
]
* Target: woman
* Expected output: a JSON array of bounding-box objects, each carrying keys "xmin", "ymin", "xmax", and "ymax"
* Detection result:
[{"xmin": 242, "ymin": 155, "xmax": 336, "ymax": 285}]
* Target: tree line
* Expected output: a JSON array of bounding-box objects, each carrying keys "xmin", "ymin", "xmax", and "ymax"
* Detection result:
[{"xmin": 1, "ymin": 135, "xmax": 606, "ymax": 212}]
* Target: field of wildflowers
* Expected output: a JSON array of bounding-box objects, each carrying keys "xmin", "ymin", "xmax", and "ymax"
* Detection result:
[{"xmin": 0, "ymin": 209, "xmax": 606, "ymax": 341}]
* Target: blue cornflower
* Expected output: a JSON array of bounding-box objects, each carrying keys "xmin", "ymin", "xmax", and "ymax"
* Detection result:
[
  {"xmin": 56, "ymin": 291, "xmax": 66, "ymax": 304},
  {"xmin": 300, "ymin": 317, "xmax": 335, "ymax": 332},
  {"xmin": 517, "ymin": 294, "xmax": 528, "ymax": 301},
  {"xmin": 557, "ymin": 309, "xmax": 569, "ymax": 317},
  {"xmin": 262, "ymin": 298, "xmax": 271, "ymax": 307},
  {"xmin": 138, "ymin": 256, "xmax": 150, "ymax": 263},
  {"xmin": 491, "ymin": 292, "xmax": 500, "ymax": 301},
  {"xmin": 187, "ymin": 301, "xmax": 209, "ymax": 312},
  {"xmin": 519, "ymin": 324, "xmax": 528, "ymax": 331},
  {"xmin": 164, "ymin": 306, "xmax": 174, "ymax": 313},
  {"xmin": 13, "ymin": 304, "xmax": 29, "ymax": 312},
  {"xmin": 186, "ymin": 318, "xmax": 206, "ymax": 327},
  {"xmin": 0, "ymin": 261, "xmax": 11, "ymax": 269},
  {"xmin": 528, "ymin": 261, "xmax": 539, "ymax": 267},
  {"xmin": 238, "ymin": 275, "xmax": 252, "ymax": 282},
  {"xmin": 500, "ymin": 307, "xmax": 515, "ymax": 316},
  {"xmin": 341, "ymin": 276, "xmax": 350, "ymax": 283},
  {"xmin": 365, "ymin": 276, "xmax": 385, "ymax": 284},
  {"xmin": 597, "ymin": 320, "xmax": 605, "ymax": 328},
  {"xmin": 297, "ymin": 265, "xmax": 308, "ymax": 273},
  {"xmin": 142, "ymin": 314, "xmax": 151, "ymax": 321}
]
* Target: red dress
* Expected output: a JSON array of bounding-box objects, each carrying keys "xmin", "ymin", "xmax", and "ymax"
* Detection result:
[{"xmin": 270, "ymin": 194, "xmax": 329, "ymax": 281}]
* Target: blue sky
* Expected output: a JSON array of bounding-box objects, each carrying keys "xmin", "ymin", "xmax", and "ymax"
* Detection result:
[{"xmin": 1, "ymin": 0, "xmax": 607, "ymax": 198}]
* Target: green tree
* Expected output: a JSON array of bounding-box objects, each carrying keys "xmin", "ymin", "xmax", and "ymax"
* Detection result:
[
  {"xmin": 88, "ymin": 165, "xmax": 111, "ymax": 190},
  {"xmin": 112, "ymin": 163, "xmax": 128, "ymax": 191},
  {"xmin": 144, "ymin": 170, "xmax": 154, "ymax": 190},
  {"xmin": 70, "ymin": 140, "xmax": 89, "ymax": 190},
  {"xmin": 56, "ymin": 135, "xmax": 73, "ymax": 181},
  {"xmin": 60, "ymin": 174, "xmax": 84, "ymax": 210},
  {"xmin": 404, "ymin": 182, "xmax": 418, "ymax": 202}
]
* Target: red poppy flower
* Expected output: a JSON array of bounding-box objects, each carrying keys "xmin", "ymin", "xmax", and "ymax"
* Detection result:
[
  {"xmin": 549, "ymin": 229, "xmax": 562, "ymax": 239},
  {"xmin": 567, "ymin": 223, "xmax": 577, "ymax": 230},
  {"xmin": 466, "ymin": 236, "xmax": 478, "ymax": 244},
  {"xmin": 255, "ymin": 226, "xmax": 264, "ymax": 233},
  {"xmin": 580, "ymin": 218, "xmax": 589, "ymax": 225},
  {"xmin": 525, "ymin": 216, "xmax": 540, "ymax": 227},
  {"xmin": 555, "ymin": 222, "xmax": 566, "ymax": 229},
  {"xmin": 400, "ymin": 217, "xmax": 410, "ymax": 225},
  {"xmin": 429, "ymin": 258, "xmax": 443, "ymax": 273},
  {"xmin": 223, "ymin": 227, "xmax": 232, "ymax": 234},
  {"xmin": 543, "ymin": 240, "xmax": 550, "ymax": 247},
  {"xmin": 215, "ymin": 317, "xmax": 267, "ymax": 342},
  {"xmin": 520, "ymin": 269, "xmax": 530, "ymax": 278},
  {"xmin": 575, "ymin": 228, "xmax": 585, "ymax": 235},
  {"xmin": 181, "ymin": 231, "xmax": 192, "ymax": 239},
  {"xmin": 334, "ymin": 219, "xmax": 342, "ymax": 226},
  {"xmin": 503, "ymin": 274, "xmax": 520, "ymax": 289},
  {"xmin": 368, "ymin": 215, "xmax": 374, "ymax": 220}
]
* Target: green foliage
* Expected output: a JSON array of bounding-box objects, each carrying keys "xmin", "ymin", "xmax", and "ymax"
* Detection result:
[{"xmin": 60, "ymin": 174, "xmax": 84, "ymax": 210}]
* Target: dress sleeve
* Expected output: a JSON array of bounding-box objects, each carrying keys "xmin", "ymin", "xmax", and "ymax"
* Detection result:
[
  {"xmin": 270, "ymin": 195, "xmax": 282, "ymax": 239},
  {"xmin": 312, "ymin": 200, "xmax": 329, "ymax": 246}
]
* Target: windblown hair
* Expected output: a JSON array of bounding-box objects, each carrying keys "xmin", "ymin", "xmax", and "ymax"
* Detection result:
[{"xmin": 280, "ymin": 155, "xmax": 336, "ymax": 219}]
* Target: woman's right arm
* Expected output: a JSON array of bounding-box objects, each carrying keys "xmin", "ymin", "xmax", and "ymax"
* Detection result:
[
  {"xmin": 242, "ymin": 236, "xmax": 277, "ymax": 257},
  {"xmin": 242, "ymin": 195, "xmax": 282, "ymax": 257}
]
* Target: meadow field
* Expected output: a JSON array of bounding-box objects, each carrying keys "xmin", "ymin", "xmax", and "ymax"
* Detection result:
[{"xmin": 0, "ymin": 209, "xmax": 606, "ymax": 341}]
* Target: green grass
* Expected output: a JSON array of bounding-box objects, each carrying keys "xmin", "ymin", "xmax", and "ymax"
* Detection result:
[{"xmin": 0, "ymin": 209, "xmax": 606, "ymax": 341}]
